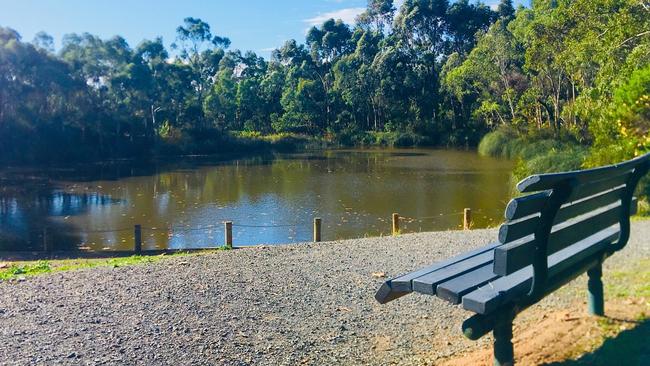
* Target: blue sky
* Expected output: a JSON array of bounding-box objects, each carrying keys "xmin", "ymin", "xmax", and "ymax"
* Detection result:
[{"xmin": 0, "ymin": 0, "xmax": 528, "ymax": 58}]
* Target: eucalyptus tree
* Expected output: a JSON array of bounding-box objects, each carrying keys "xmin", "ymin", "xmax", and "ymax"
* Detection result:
[
  {"xmin": 0, "ymin": 27, "xmax": 85, "ymax": 162},
  {"xmin": 134, "ymin": 38, "xmax": 170, "ymax": 133},
  {"xmin": 445, "ymin": 0, "xmax": 494, "ymax": 55},
  {"xmin": 444, "ymin": 19, "xmax": 525, "ymax": 127},
  {"xmin": 497, "ymin": 0, "xmax": 515, "ymax": 20},
  {"xmin": 32, "ymin": 31, "xmax": 54, "ymax": 53},
  {"xmin": 357, "ymin": 0, "xmax": 396, "ymax": 32},
  {"xmin": 172, "ymin": 17, "xmax": 230, "ymax": 129},
  {"xmin": 333, "ymin": 29, "xmax": 384, "ymax": 130},
  {"xmin": 306, "ymin": 19, "xmax": 354, "ymax": 129}
]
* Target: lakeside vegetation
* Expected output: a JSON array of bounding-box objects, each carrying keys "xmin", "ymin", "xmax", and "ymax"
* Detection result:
[
  {"xmin": 0, "ymin": 0, "xmax": 648, "ymax": 180},
  {"xmin": 0, "ymin": 257, "xmax": 162, "ymax": 281},
  {"xmin": 0, "ymin": 250, "xmax": 232, "ymax": 281}
]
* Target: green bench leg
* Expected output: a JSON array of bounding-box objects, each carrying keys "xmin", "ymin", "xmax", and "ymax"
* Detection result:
[
  {"xmin": 587, "ymin": 262, "xmax": 604, "ymax": 316},
  {"xmin": 493, "ymin": 311, "xmax": 515, "ymax": 366}
]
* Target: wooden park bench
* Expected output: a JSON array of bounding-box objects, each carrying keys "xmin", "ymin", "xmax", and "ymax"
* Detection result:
[{"xmin": 375, "ymin": 152, "xmax": 650, "ymax": 366}]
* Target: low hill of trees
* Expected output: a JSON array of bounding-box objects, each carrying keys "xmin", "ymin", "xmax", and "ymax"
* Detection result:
[{"xmin": 0, "ymin": 0, "xmax": 648, "ymax": 167}]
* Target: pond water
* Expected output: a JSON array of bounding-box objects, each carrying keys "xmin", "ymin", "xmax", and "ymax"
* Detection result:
[{"xmin": 0, "ymin": 149, "xmax": 514, "ymax": 251}]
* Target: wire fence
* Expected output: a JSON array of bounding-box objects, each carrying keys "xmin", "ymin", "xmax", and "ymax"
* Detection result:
[{"xmin": 34, "ymin": 206, "xmax": 503, "ymax": 254}]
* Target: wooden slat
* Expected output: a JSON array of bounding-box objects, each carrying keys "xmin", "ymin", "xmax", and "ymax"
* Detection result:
[
  {"xmin": 376, "ymin": 242, "xmax": 502, "ymax": 304},
  {"xmin": 493, "ymin": 203, "xmax": 623, "ymax": 276},
  {"xmin": 495, "ymin": 198, "xmax": 637, "ymax": 276},
  {"xmin": 436, "ymin": 265, "xmax": 500, "ymax": 304},
  {"xmin": 463, "ymin": 251, "xmax": 609, "ymax": 340},
  {"xmin": 568, "ymin": 173, "xmax": 629, "ymax": 202},
  {"xmin": 374, "ymin": 283, "xmax": 410, "ymax": 304},
  {"xmin": 463, "ymin": 227, "xmax": 619, "ymax": 314},
  {"xmin": 389, "ymin": 241, "xmax": 501, "ymax": 292},
  {"xmin": 501, "ymin": 186, "xmax": 627, "ymax": 245},
  {"xmin": 505, "ymin": 191, "xmax": 550, "ymax": 220},
  {"xmin": 516, "ymin": 152, "xmax": 649, "ymax": 193},
  {"xmin": 555, "ymin": 186, "xmax": 625, "ymax": 223},
  {"xmin": 500, "ymin": 187, "xmax": 627, "ymax": 245},
  {"xmin": 498, "ymin": 216, "xmax": 539, "ymax": 244},
  {"xmin": 505, "ymin": 174, "xmax": 629, "ymax": 221},
  {"xmin": 411, "ymin": 250, "xmax": 495, "ymax": 295}
]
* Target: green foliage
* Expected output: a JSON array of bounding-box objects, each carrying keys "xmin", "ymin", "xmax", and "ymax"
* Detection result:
[
  {"xmin": 0, "ymin": 261, "xmax": 52, "ymax": 280},
  {"xmin": 366, "ymin": 131, "xmax": 432, "ymax": 148},
  {"xmin": 0, "ymin": 2, "xmax": 509, "ymax": 164},
  {"xmin": 637, "ymin": 199, "xmax": 650, "ymax": 217},
  {"xmin": 0, "ymin": 250, "xmax": 234, "ymax": 281},
  {"xmin": 0, "ymin": 0, "xmax": 648, "ymax": 168},
  {"xmin": 479, "ymin": 126, "xmax": 588, "ymax": 184},
  {"xmin": 512, "ymin": 145, "xmax": 588, "ymax": 183},
  {"xmin": 587, "ymin": 64, "xmax": 650, "ymax": 167},
  {"xmin": 477, "ymin": 127, "xmax": 518, "ymax": 158}
]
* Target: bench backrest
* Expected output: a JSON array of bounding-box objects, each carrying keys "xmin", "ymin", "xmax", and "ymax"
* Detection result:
[{"xmin": 493, "ymin": 153, "xmax": 650, "ymax": 285}]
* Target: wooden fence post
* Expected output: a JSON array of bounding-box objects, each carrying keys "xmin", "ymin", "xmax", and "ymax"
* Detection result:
[
  {"xmin": 43, "ymin": 227, "xmax": 51, "ymax": 253},
  {"xmin": 392, "ymin": 213, "xmax": 400, "ymax": 236},
  {"xmin": 225, "ymin": 221, "xmax": 233, "ymax": 249},
  {"xmin": 313, "ymin": 218, "xmax": 322, "ymax": 242},
  {"xmin": 464, "ymin": 208, "xmax": 472, "ymax": 230},
  {"xmin": 134, "ymin": 225, "xmax": 142, "ymax": 253}
]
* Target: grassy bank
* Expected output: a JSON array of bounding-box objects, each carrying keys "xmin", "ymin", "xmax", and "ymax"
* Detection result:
[
  {"xmin": 559, "ymin": 258, "xmax": 650, "ymax": 365},
  {"xmin": 478, "ymin": 127, "xmax": 588, "ymax": 182},
  {"xmin": 151, "ymin": 130, "xmax": 436, "ymax": 161},
  {"xmin": 478, "ymin": 126, "xmax": 649, "ymax": 216},
  {"xmin": 0, "ymin": 250, "xmax": 229, "ymax": 281}
]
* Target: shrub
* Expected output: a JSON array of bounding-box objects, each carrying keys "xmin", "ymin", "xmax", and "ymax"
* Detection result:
[{"xmin": 478, "ymin": 127, "xmax": 519, "ymax": 158}]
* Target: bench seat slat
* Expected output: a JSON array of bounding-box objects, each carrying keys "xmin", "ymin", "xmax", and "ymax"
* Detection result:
[
  {"xmin": 375, "ymin": 241, "xmax": 501, "ymax": 304},
  {"xmin": 411, "ymin": 250, "xmax": 495, "ymax": 295},
  {"xmin": 436, "ymin": 265, "xmax": 500, "ymax": 304},
  {"xmin": 389, "ymin": 241, "xmax": 501, "ymax": 292},
  {"xmin": 493, "ymin": 201, "xmax": 630, "ymax": 276},
  {"xmin": 463, "ymin": 226, "xmax": 620, "ymax": 314}
]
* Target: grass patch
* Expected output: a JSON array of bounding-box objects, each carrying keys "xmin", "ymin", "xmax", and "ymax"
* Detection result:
[
  {"xmin": 569, "ymin": 258, "xmax": 650, "ymax": 364},
  {"xmin": 0, "ymin": 247, "xmax": 232, "ymax": 281},
  {"xmin": 606, "ymin": 258, "xmax": 650, "ymax": 299},
  {"xmin": 544, "ymin": 257, "xmax": 650, "ymax": 365},
  {"xmin": 0, "ymin": 261, "xmax": 52, "ymax": 280}
]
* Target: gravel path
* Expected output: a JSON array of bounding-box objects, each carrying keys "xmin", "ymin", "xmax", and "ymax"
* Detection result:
[{"xmin": 1, "ymin": 222, "xmax": 649, "ymax": 366}]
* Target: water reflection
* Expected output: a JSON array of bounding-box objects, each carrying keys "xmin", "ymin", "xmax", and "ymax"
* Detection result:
[{"xmin": 0, "ymin": 149, "xmax": 513, "ymax": 251}]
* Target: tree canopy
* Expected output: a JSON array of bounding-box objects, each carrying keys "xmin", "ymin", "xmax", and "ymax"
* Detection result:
[{"xmin": 0, "ymin": 0, "xmax": 648, "ymax": 164}]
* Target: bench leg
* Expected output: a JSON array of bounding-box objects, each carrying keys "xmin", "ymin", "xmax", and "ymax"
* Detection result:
[
  {"xmin": 493, "ymin": 311, "xmax": 514, "ymax": 366},
  {"xmin": 587, "ymin": 263, "xmax": 604, "ymax": 316}
]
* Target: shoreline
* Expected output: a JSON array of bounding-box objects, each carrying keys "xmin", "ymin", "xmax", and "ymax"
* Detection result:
[{"xmin": 2, "ymin": 217, "xmax": 648, "ymax": 278}]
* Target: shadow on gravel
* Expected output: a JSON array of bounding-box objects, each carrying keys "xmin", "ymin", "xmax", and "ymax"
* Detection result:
[{"xmin": 545, "ymin": 318, "xmax": 650, "ymax": 366}]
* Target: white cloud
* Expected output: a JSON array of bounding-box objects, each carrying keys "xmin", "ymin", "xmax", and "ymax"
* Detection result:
[{"xmin": 304, "ymin": 7, "xmax": 366, "ymax": 27}]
